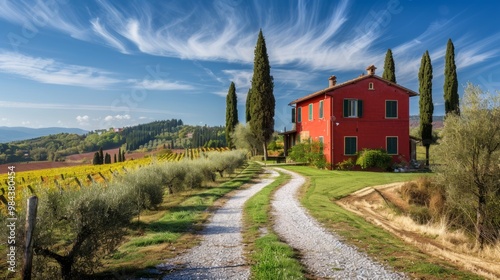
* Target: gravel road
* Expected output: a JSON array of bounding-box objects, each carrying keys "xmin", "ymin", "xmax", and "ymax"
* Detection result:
[
  {"xmin": 157, "ymin": 169, "xmax": 279, "ymax": 280},
  {"xmin": 272, "ymin": 167, "xmax": 407, "ymax": 280}
]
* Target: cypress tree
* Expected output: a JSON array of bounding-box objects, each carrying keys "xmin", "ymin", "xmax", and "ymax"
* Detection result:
[
  {"xmin": 382, "ymin": 49, "xmax": 396, "ymax": 83},
  {"xmin": 418, "ymin": 50, "xmax": 434, "ymax": 166},
  {"xmin": 118, "ymin": 148, "xmax": 122, "ymax": 162},
  {"xmin": 121, "ymin": 149, "xmax": 126, "ymax": 161},
  {"xmin": 225, "ymin": 81, "xmax": 239, "ymax": 148},
  {"xmin": 444, "ymin": 38, "xmax": 459, "ymax": 115},
  {"xmin": 114, "ymin": 153, "xmax": 117, "ymax": 163},
  {"xmin": 98, "ymin": 147, "xmax": 104, "ymax": 165},
  {"xmin": 92, "ymin": 152, "xmax": 100, "ymax": 165},
  {"xmin": 104, "ymin": 153, "xmax": 111, "ymax": 164},
  {"xmin": 245, "ymin": 88, "xmax": 252, "ymax": 123},
  {"xmin": 249, "ymin": 29, "xmax": 275, "ymax": 161}
]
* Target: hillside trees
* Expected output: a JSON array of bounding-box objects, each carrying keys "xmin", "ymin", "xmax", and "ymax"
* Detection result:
[
  {"xmin": 436, "ymin": 83, "xmax": 500, "ymax": 250},
  {"xmin": 444, "ymin": 38, "xmax": 459, "ymax": 115},
  {"xmin": 225, "ymin": 82, "xmax": 239, "ymax": 148},
  {"xmin": 382, "ymin": 49, "xmax": 396, "ymax": 83},
  {"xmin": 418, "ymin": 50, "xmax": 434, "ymax": 166},
  {"xmin": 248, "ymin": 30, "xmax": 275, "ymax": 161}
]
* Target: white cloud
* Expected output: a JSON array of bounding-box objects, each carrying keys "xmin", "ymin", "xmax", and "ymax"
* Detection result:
[
  {"xmin": 0, "ymin": 51, "xmax": 120, "ymax": 89},
  {"xmin": 90, "ymin": 18, "xmax": 129, "ymax": 54},
  {"xmin": 104, "ymin": 114, "xmax": 131, "ymax": 121},
  {"xmin": 134, "ymin": 79, "xmax": 195, "ymax": 91},
  {"xmin": 76, "ymin": 115, "xmax": 89, "ymax": 126},
  {"xmin": 0, "ymin": 0, "xmax": 87, "ymax": 40}
]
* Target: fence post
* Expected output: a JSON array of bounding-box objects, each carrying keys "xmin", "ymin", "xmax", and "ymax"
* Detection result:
[{"xmin": 22, "ymin": 196, "xmax": 38, "ymax": 280}]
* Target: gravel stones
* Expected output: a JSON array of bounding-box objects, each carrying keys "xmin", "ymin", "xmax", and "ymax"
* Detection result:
[
  {"xmin": 272, "ymin": 168, "xmax": 407, "ymax": 280},
  {"xmin": 158, "ymin": 170, "xmax": 279, "ymax": 280}
]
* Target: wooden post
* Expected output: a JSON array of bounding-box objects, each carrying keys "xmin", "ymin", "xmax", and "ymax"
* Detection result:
[{"xmin": 22, "ymin": 196, "xmax": 38, "ymax": 280}]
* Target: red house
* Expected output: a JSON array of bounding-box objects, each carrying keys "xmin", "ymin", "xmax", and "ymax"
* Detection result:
[{"xmin": 284, "ymin": 65, "xmax": 418, "ymax": 169}]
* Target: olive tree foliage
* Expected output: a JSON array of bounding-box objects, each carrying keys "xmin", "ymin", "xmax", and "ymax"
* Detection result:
[
  {"xmin": 436, "ymin": 83, "xmax": 500, "ymax": 250},
  {"xmin": 31, "ymin": 182, "xmax": 138, "ymax": 279},
  {"xmin": 205, "ymin": 150, "xmax": 247, "ymax": 177},
  {"xmin": 231, "ymin": 123, "xmax": 260, "ymax": 156},
  {"xmin": 15, "ymin": 151, "xmax": 248, "ymax": 279}
]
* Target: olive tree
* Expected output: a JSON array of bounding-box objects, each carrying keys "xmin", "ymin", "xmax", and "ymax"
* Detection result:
[{"xmin": 436, "ymin": 83, "xmax": 500, "ymax": 250}]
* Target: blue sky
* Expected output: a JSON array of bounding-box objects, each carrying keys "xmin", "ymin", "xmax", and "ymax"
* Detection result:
[{"xmin": 0, "ymin": 0, "xmax": 499, "ymax": 131}]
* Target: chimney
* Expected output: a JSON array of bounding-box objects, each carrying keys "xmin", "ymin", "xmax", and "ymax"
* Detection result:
[
  {"xmin": 328, "ymin": 75, "xmax": 337, "ymax": 87},
  {"xmin": 366, "ymin": 65, "xmax": 377, "ymax": 75}
]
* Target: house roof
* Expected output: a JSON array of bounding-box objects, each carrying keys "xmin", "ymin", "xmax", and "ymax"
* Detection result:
[{"xmin": 288, "ymin": 74, "xmax": 418, "ymax": 105}]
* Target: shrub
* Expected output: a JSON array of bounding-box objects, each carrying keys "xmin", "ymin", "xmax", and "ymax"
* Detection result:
[
  {"xmin": 355, "ymin": 149, "xmax": 392, "ymax": 169},
  {"xmin": 408, "ymin": 205, "xmax": 432, "ymax": 225},
  {"xmin": 288, "ymin": 140, "xmax": 327, "ymax": 169},
  {"xmin": 336, "ymin": 158, "xmax": 355, "ymax": 171}
]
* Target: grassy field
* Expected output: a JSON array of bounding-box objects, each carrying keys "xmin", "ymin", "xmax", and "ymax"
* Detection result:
[
  {"xmin": 282, "ymin": 166, "xmax": 483, "ymax": 280},
  {"xmin": 97, "ymin": 162, "xmax": 263, "ymax": 278},
  {"xmin": 242, "ymin": 171, "xmax": 305, "ymax": 279}
]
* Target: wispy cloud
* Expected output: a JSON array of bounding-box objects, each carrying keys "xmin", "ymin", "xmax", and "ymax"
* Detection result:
[
  {"xmin": 0, "ymin": 51, "xmax": 120, "ymax": 89},
  {"xmin": 0, "ymin": 100, "xmax": 179, "ymax": 115},
  {"xmin": 90, "ymin": 17, "xmax": 129, "ymax": 54},
  {"xmin": 134, "ymin": 79, "xmax": 195, "ymax": 91},
  {"xmin": 0, "ymin": 0, "xmax": 86, "ymax": 39}
]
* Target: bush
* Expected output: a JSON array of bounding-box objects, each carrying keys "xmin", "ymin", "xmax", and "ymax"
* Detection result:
[
  {"xmin": 288, "ymin": 140, "xmax": 327, "ymax": 169},
  {"xmin": 400, "ymin": 177, "xmax": 446, "ymax": 223},
  {"xmin": 355, "ymin": 149, "xmax": 392, "ymax": 169},
  {"xmin": 408, "ymin": 205, "xmax": 432, "ymax": 225},
  {"xmin": 336, "ymin": 158, "xmax": 355, "ymax": 171}
]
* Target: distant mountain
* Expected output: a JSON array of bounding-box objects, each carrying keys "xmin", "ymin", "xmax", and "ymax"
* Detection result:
[
  {"xmin": 0, "ymin": 127, "xmax": 88, "ymax": 143},
  {"xmin": 409, "ymin": 116, "xmax": 444, "ymax": 129}
]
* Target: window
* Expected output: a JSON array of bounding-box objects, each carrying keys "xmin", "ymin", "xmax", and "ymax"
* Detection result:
[
  {"xmin": 386, "ymin": 100, "xmax": 398, "ymax": 118},
  {"xmin": 319, "ymin": 100, "xmax": 324, "ymax": 119},
  {"xmin": 308, "ymin": 103, "xmax": 313, "ymax": 120},
  {"xmin": 297, "ymin": 107, "xmax": 302, "ymax": 123},
  {"xmin": 291, "ymin": 108, "xmax": 296, "ymax": 123},
  {"xmin": 387, "ymin": 137, "xmax": 398, "ymax": 155},
  {"xmin": 318, "ymin": 136, "xmax": 324, "ymax": 144},
  {"xmin": 343, "ymin": 99, "xmax": 363, "ymax": 118},
  {"xmin": 368, "ymin": 82, "xmax": 374, "ymax": 90},
  {"xmin": 344, "ymin": 137, "xmax": 357, "ymax": 155}
]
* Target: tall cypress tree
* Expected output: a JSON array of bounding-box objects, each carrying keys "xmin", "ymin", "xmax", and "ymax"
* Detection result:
[
  {"xmin": 249, "ymin": 29, "xmax": 275, "ymax": 160},
  {"xmin": 444, "ymin": 38, "xmax": 459, "ymax": 115},
  {"xmin": 225, "ymin": 81, "xmax": 238, "ymax": 148},
  {"xmin": 418, "ymin": 50, "xmax": 434, "ymax": 166},
  {"xmin": 382, "ymin": 49, "xmax": 396, "ymax": 83},
  {"xmin": 98, "ymin": 147, "xmax": 104, "ymax": 165},
  {"xmin": 245, "ymin": 88, "xmax": 252, "ymax": 123}
]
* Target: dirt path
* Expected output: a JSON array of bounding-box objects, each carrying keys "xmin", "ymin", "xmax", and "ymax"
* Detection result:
[
  {"xmin": 157, "ymin": 169, "xmax": 279, "ymax": 279},
  {"xmin": 338, "ymin": 183, "xmax": 500, "ymax": 280},
  {"xmin": 272, "ymin": 168, "xmax": 406, "ymax": 279}
]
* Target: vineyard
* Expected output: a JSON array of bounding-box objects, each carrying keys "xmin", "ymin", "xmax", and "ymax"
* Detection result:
[{"xmin": 0, "ymin": 147, "xmax": 230, "ymax": 211}]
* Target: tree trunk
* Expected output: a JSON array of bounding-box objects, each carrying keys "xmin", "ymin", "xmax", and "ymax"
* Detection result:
[
  {"xmin": 263, "ymin": 142, "xmax": 268, "ymax": 162},
  {"xmin": 476, "ymin": 186, "xmax": 486, "ymax": 250},
  {"xmin": 425, "ymin": 145, "xmax": 430, "ymax": 166}
]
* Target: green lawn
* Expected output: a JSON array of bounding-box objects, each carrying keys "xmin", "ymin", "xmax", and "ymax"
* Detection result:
[
  {"xmin": 282, "ymin": 166, "xmax": 482, "ymax": 280},
  {"xmin": 243, "ymin": 172, "xmax": 305, "ymax": 279}
]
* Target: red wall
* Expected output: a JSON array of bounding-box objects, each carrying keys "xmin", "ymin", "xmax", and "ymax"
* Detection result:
[
  {"xmin": 295, "ymin": 76, "xmax": 413, "ymax": 168},
  {"xmin": 295, "ymin": 93, "xmax": 332, "ymax": 164}
]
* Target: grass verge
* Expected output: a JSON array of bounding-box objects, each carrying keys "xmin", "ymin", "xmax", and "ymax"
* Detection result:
[
  {"xmin": 243, "ymin": 170, "xmax": 305, "ymax": 280},
  {"xmin": 98, "ymin": 162, "xmax": 263, "ymax": 278},
  {"xmin": 283, "ymin": 166, "xmax": 482, "ymax": 280}
]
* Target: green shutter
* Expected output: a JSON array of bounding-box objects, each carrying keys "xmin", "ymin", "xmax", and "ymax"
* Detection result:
[
  {"xmin": 345, "ymin": 137, "xmax": 357, "ymax": 155},
  {"xmin": 291, "ymin": 108, "xmax": 296, "ymax": 123},
  {"xmin": 309, "ymin": 104, "xmax": 313, "ymax": 120},
  {"xmin": 319, "ymin": 100, "xmax": 324, "ymax": 118},
  {"xmin": 297, "ymin": 107, "xmax": 302, "ymax": 123},
  {"xmin": 343, "ymin": 99, "xmax": 348, "ymax": 117},
  {"xmin": 357, "ymin": 100, "xmax": 363, "ymax": 117}
]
